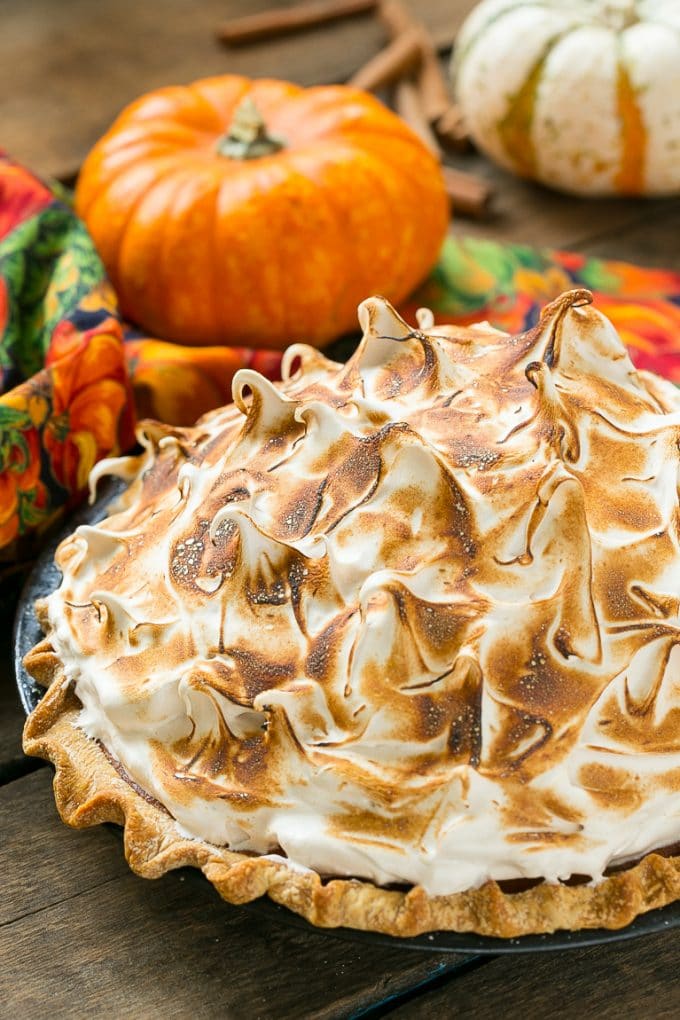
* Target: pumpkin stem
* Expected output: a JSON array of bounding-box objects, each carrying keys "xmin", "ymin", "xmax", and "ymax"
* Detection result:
[
  {"xmin": 216, "ymin": 96, "xmax": 285, "ymax": 159},
  {"xmin": 601, "ymin": 1, "xmax": 638, "ymax": 31}
]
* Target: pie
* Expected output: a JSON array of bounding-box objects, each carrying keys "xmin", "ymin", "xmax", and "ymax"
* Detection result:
[{"xmin": 23, "ymin": 289, "xmax": 680, "ymax": 937}]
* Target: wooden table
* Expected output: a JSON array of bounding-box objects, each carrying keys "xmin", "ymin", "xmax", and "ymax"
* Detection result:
[{"xmin": 2, "ymin": 2, "xmax": 680, "ymax": 1016}]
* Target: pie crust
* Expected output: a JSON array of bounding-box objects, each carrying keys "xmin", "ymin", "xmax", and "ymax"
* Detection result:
[{"xmin": 23, "ymin": 627, "xmax": 680, "ymax": 939}]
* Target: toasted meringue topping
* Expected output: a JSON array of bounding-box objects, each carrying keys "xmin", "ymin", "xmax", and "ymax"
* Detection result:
[{"xmin": 44, "ymin": 291, "xmax": 680, "ymax": 894}]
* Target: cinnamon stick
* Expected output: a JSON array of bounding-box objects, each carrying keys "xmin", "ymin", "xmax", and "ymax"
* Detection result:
[
  {"xmin": 348, "ymin": 28, "xmax": 422, "ymax": 92},
  {"xmin": 394, "ymin": 80, "xmax": 491, "ymax": 218},
  {"xmin": 435, "ymin": 103, "xmax": 472, "ymax": 152},
  {"xmin": 379, "ymin": 2, "xmax": 455, "ymax": 54},
  {"xmin": 394, "ymin": 78, "xmax": 441, "ymax": 160},
  {"xmin": 217, "ymin": 0, "xmax": 378, "ymax": 46},
  {"xmin": 378, "ymin": 0, "xmax": 412, "ymax": 37},
  {"xmin": 441, "ymin": 165, "xmax": 492, "ymax": 220},
  {"xmin": 416, "ymin": 31, "xmax": 451, "ymax": 123},
  {"xmin": 379, "ymin": 0, "xmax": 451, "ymax": 123}
]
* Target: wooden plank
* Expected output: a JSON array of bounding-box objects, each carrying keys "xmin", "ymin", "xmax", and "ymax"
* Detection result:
[
  {"xmin": 443, "ymin": 149, "xmax": 680, "ymax": 250},
  {"xmin": 388, "ymin": 928, "xmax": 680, "ymax": 1018},
  {"xmin": 1, "ymin": 769, "xmax": 474, "ymax": 1019},
  {"xmin": 0, "ymin": 769, "xmax": 130, "ymax": 925},
  {"xmin": 0, "ymin": 0, "xmax": 472, "ymax": 182},
  {"xmin": 578, "ymin": 205, "xmax": 680, "ymax": 268}
]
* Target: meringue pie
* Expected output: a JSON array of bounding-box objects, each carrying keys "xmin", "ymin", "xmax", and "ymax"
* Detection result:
[{"xmin": 24, "ymin": 290, "xmax": 680, "ymax": 936}]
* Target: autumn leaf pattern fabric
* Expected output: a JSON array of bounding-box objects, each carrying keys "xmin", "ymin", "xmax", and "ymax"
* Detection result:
[{"xmin": 0, "ymin": 153, "xmax": 134, "ymax": 557}]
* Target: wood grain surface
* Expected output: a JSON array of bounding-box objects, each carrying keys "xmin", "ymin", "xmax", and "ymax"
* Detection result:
[
  {"xmin": 1, "ymin": 1, "xmax": 680, "ymax": 1017},
  {"xmin": 0, "ymin": 0, "xmax": 467, "ymax": 182},
  {"xmin": 1, "ymin": 770, "xmax": 472, "ymax": 1020},
  {"xmin": 445, "ymin": 147, "xmax": 680, "ymax": 249},
  {"xmin": 389, "ymin": 929, "xmax": 680, "ymax": 1019}
]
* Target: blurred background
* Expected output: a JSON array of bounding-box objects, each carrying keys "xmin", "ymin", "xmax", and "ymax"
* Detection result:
[{"xmin": 2, "ymin": 0, "xmax": 678, "ymax": 253}]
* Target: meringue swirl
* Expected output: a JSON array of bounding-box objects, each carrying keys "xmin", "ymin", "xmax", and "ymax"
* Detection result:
[{"xmin": 44, "ymin": 291, "xmax": 680, "ymax": 895}]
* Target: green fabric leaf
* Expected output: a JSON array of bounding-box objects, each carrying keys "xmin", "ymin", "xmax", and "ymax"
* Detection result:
[
  {"xmin": 17, "ymin": 486, "xmax": 49, "ymax": 531},
  {"xmin": 0, "ymin": 204, "xmax": 106, "ymax": 381}
]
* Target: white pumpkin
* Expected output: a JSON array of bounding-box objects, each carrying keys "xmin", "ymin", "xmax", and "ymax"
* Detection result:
[{"xmin": 452, "ymin": 0, "xmax": 680, "ymax": 195}]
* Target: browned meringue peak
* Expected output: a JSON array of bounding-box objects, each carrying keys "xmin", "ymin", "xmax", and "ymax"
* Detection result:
[{"xmin": 44, "ymin": 290, "xmax": 680, "ymax": 895}]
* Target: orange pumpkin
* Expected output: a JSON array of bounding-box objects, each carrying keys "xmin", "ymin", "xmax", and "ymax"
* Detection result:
[{"xmin": 75, "ymin": 76, "xmax": 449, "ymax": 350}]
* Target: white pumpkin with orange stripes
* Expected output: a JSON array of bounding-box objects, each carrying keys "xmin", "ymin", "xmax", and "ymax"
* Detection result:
[{"xmin": 452, "ymin": 0, "xmax": 680, "ymax": 196}]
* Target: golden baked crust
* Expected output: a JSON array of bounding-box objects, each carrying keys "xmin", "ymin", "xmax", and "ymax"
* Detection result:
[{"xmin": 23, "ymin": 636, "xmax": 680, "ymax": 938}]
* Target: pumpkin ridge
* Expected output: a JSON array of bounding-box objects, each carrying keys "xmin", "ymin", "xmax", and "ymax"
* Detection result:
[
  {"xmin": 192, "ymin": 75, "xmax": 252, "ymax": 126},
  {"xmin": 101, "ymin": 122, "xmax": 216, "ymax": 156},
  {"xmin": 114, "ymin": 163, "xmax": 201, "ymax": 326},
  {"xmin": 316, "ymin": 129, "xmax": 444, "ymax": 198},
  {"xmin": 151, "ymin": 167, "xmax": 215, "ymax": 339},
  {"xmin": 337, "ymin": 116, "xmax": 443, "ymax": 148},
  {"xmin": 294, "ymin": 161, "xmax": 354, "ymax": 339},
  {"xmin": 273, "ymin": 149, "xmax": 375, "ymax": 339},
  {"xmin": 80, "ymin": 142, "xmax": 201, "ymax": 210},
  {"xmin": 336, "ymin": 147, "xmax": 427, "ymax": 305},
  {"xmin": 283, "ymin": 85, "xmax": 377, "ymax": 119},
  {"xmin": 249, "ymin": 167, "xmax": 291, "ymax": 343},
  {"xmin": 124, "ymin": 85, "xmax": 222, "ymax": 135},
  {"xmin": 131, "ymin": 84, "xmax": 231, "ymax": 136},
  {"xmin": 80, "ymin": 160, "xmax": 179, "ymax": 288},
  {"xmin": 497, "ymin": 32, "xmax": 572, "ymax": 179},
  {"xmin": 213, "ymin": 161, "xmax": 309, "ymax": 346},
  {"xmin": 271, "ymin": 88, "xmax": 394, "ymax": 144},
  {"xmin": 210, "ymin": 179, "xmax": 229, "ymax": 343},
  {"xmin": 614, "ymin": 51, "xmax": 647, "ymax": 194},
  {"xmin": 453, "ymin": 2, "xmax": 582, "ymax": 76}
]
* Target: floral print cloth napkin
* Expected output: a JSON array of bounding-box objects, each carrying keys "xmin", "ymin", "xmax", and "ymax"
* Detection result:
[{"xmin": 2, "ymin": 151, "xmax": 679, "ymax": 560}]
